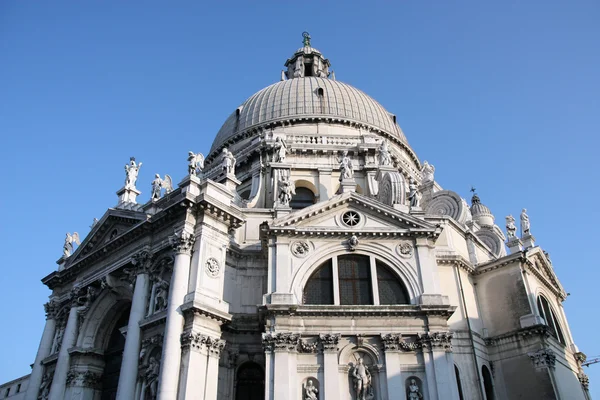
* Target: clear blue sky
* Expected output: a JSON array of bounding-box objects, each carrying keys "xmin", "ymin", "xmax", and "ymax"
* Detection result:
[{"xmin": 1, "ymin": 0, "xmax": 598, "ymax": 395}]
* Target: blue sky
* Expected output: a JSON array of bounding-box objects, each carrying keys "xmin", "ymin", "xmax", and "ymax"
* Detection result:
[{"xmin": 1, "ymin": 0, "xmax": 598, "ymax": 396}]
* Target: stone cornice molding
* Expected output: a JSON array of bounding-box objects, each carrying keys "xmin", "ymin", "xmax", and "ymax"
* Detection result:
[
  {"xmin": 180, "ymin": 301, "xmax": 232, "ymax": 325},
  {"xmin": 319, "ymin": 333, "xmax": 341, "ymax": 352},
  {"xmin": 436, "ymin": 254, "xmax": 475, "ymax": 274},
  {"xmin": 169, "ymin": 230, "xmax": 195, "ymax": 255},
  {"xmin": 262, "ymin": 332, "xmax": 300, "ymax": 352},
  {"xmin": 473, "ymin": 252, "xmax": 526, "ymax": 275},
  {"xmin": 380, "ymin": 333, "xmax": 419, "ymax": 352},
  {"xmin": 180, "ymin": 332, "xmax": 225, "ymax": 356},
  {"xmin": 528, "ymin": 348, "xmax": 556, "ymax": 369},
  {"xmin": 484, "ymin": 324, "xmax": 551, "ymax": 347},
  {"xmin": 65, "ymin": 369, "xmax": 103, "ymax": 389},
  {"xmin": 262, "ymin": 304, "xmax": 456, "ymax": 319}
]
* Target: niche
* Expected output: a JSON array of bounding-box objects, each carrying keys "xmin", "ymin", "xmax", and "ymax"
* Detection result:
[
  {"xmin": 302, "ymin": 377, "xmax": 320, "ymax": 400},
  {"xmin": 405, "ymin": 376, "xmax": 424, "ymax": 399}
]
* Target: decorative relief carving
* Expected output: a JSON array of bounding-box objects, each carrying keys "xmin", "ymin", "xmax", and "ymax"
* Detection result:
[
  {"xmin": 66, "ymin": 369, "xmax": 102, "ymax": 389},
  {"xmin": 180, "ymin": 332, "xmax": 225, "ymax": 356},
  {"xmin": 342, "ymin": 211, "xmax": 361, "ymax": 227},
  {"xmin": 44, "ymin": 299, "xmax": 59, "ymax": 320},
  {"xmin": 380, "ymin": 333, "xmax": 418, "ymax": 352},
  {"xmin": 291, "ymin": 240, "xmax": 310, "ymax": 258},
  {"xmin": 132, "ymin": 248, "xmax": 154, "ymax": 274},
  {"xmin": 205, "ymin": 257, "xmax": 221, "ymax": 278},
  {"xmin": 298, "ymin": 339, "xmax": 319, "ymax": 353},
  {"xmin": 417, "ymin": 331, "xmax": 453, "ymax": 351},
  {"xmin": 425, "ymin": 190, "xmax": 470, "ymax": 224},
  {"xmin": 376, "ymin": 171, "xmax": 405, "ymax": 206},
  {"xmin": 579, "ymin": 373, "xmax": 590, "ymax": 390},
  {"xmin": 397, "ymin": 242, "xmax": 413, "ymax": 258},
  {"xmin": 262, "ymin": 332, "xmax": 300, "ymax": 352},
  {"xmin": 139, "ymin": 334, "xmax": 163, "ymax": 362},
  {"xmin": 38, "ymin": 372, "xmax": 53, "ymax": 400},
  {"xmin": 575, "ymin": 352, "xmax": 587, "ymax": 364},
  {"xmin": 319, "ymin": 333, "xmax": 340, "ymax": 352},
  {"xmin": 347, "ymin": 235, "xmax": 359, "ymax": 251},
  {"xmin": 142, "ymin": 357, "xmax": 159, "ymax": 400},
  {"xmin": 528, "ymin": 348, "xmax": 556, "ymax": 369},
  {"xmin": 169, "ymin": 230, "xmax": 195, "ymax": 255}
]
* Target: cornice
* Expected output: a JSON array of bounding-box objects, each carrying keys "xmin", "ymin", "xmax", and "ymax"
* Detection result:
[
  {"xmin": 484, "ymin": 324, "xmax": 551, "ymax": 347},
  {"xmin": 262, "ymin": 304, "xmax": 456, "ymax": 319},
  {"xmin": 180, "ymin": 301, "xmax": 233, "ymax": 325},
  {"xmin": 436, "ymin": 254, "xmax": 475, "ymax": 274},
  {"xmin": 473, "ymin": 252, "xmax": 526, "ymax": 275}
]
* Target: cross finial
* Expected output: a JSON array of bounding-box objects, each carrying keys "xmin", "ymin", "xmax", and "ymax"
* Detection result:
[
  {"xmin": 302, "ymin": 31, "xmax": 311, "ymax": 47},
  {"xmin": 470, "ymin": 186, "xmax": 477, "ymax": 194}
]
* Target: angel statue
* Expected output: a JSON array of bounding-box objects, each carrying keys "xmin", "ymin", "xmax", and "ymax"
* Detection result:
[
  {"xmin": 124, "ymin": 157, "xmax": 142, "ymax": 189},
  {"xmin": 222, "ymin": 148, "xmax": 236, "ymax": 176},
  {"xmin": 304, "ymin": 379, "xmax": 318, "ymax": 400},
  {"xmin": 151, "ymin": 174, "xmax": 173, "ymax": 201},
  {"xmin": 63, "ymin": 232, "xmax": 81, "ymax": 257},
  {"xmin": 338, "ymin": 150, "xmax": 354, "ymax": 181},
  {"xmin": 278, "ymin": 175, "xmax": 295, "ymax": 207},
  {"xmin": 506, "ymin": 215, "xmax": 517, "ymax": 239},
  {"xmin": 377, "ymin": 140, "xmax": 392, "ymax": 166},
  {"xmin": 188, "ymin": 151, "xmax": 205, "ymax": 176},
  {"xmin": 273, "ymin": 137, "xmax": 288, "ymax": 163},
  {"xmin": 421, "ymin": 161, "xmax": 435, "ymax": 183}
]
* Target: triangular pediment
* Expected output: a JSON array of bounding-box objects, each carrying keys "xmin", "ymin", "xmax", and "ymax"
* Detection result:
[
  {"xmin": 269, "ymin": 192, "xmax": 440, "ymax": 238},
  {"xmin": 65, "ymin": 208, "xmax": 146, "ymax": 266},
  {"xmin": 528, "ymin": 249, "xmax": 566, "ymax": 298}
]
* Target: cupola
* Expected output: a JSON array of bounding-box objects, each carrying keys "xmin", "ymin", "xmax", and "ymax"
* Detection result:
[
  {"xmin": 284, "ymin": 32, "xmax": 332, "ymax": 79},
  {"xmin": 470, "ymin": 190, "xmax": 495, "ymax": 227}
]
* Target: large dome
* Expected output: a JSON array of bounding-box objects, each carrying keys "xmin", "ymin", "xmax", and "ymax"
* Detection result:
[{"xmin": 210, "ymin": 77, "xmax": 408, "ymax": 154}]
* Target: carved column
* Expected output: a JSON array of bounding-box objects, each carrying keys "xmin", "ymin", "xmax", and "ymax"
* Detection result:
[
  {"xmin": 157, "ymin": 231, "xmax": 195, "ymax": 400},
  {"xmin": 319, "ymin": 333, "xmax": 340, "ymax": 400},
  {"xmin": 116, "ymin": 249, "xmax": 152, "ymax": 400},
  {"xmin": 178, "ymin": 332, "xmax": 225, "ymax": 400},
  {"xmin": 263, "ymin": 333, "xmax": 298, "ymax": 400},
  {"xmin": 25, "ymin": 301, "xmax": 58, "ymax": 400},
  {"xmin": 418, "ymin": 332, "xmax": 458, "ymax": 400},
  {"xmin": 381, "ymin": 334, "xmax": 405, "ymax": 399},
  {"xmin": 262, "ymin": 336, "xmax": 274, "ymax": 400},
  {"xmin": 48, "ymin": 304, "xmax": 80, "ymax": 400}
]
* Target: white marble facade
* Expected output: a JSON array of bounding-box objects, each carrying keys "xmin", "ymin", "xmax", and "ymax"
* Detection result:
[{"xmin": 5, "ymin": 35, "xmax": 591, "ymax": 400}]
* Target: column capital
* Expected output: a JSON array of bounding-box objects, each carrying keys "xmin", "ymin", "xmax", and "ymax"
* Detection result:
[
  {"xmin": 131, "ymin": 247, "xmax": 154, "ymax": 274},
  {"xmin": 169, "ymin": 230, "xmax": 196, "ymax": 255},
  {"xmin": 66, "ymin": 369, "xmax": 103, "ymax": 389},
  {"xmin": 44, "ymin": 299, "xmax": 59, "ymax": 320},
  {"xmin": 381, "ymin": 333, "xmax": 419, "ymax": 352},
  {"xmin": 319, "ymin": 333, "xmax": 341, "ymax": 352},
  {"xmin": 416, "ymin": 331, "xmax": 453, "ymax": 352},
  {"xmin": 528, "ymin": 348, "xmax": 556, "ymax": 369},
  {"xmin": 180, "ymin": 331, "xmax": 225, "ymax": 356},
  {"xmin": 262, "ymin": 332, "xmax": 299, "ymax": 353}
]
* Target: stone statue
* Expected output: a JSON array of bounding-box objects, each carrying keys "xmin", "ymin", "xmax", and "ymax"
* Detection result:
[
  {"xmin": 144, "ymin": 356, "xmax": 159, "ymax": 400},
  {"xmin": 90, "ymin": 218, "xmax": 99, "ymax": 229},
  {"xmin": 407, "ymin": 379, "xmax": 423, "ymax": 399},
  {"xmin": 377, "ymin": 140, "xmax": 392, "ymax": 166},
  {"xmin": 63, "ymin": 232, "xmax": 81, "ymax": 257},
  {"xmin": 273, "ymin": 137, "xmax": 288, "ymax": 163},
  {"xmin": 151, "ymin": 174, "xmax": 173, "ymax": 201},
  {"xmin": 278, "ymin": 175, "xmax": 295, "ymax": 207},
  {"xmin": 222, "ymin": 148, "xmax": 236, "ymax": 176},
  {"xmin": 506, "ymin": 215, "xmax": 517, "ymax": 239},
  {"xmin": 153, "ymin": 277, "xmax": 169, "ymax": 313},
  {"xmin": 124, "ymin": 157, "xmax": 142, "ymax": 189},
  {"xmin": 188, "ymin": 151, "xmax": 205, "ymax": 176},
  {"xmin": 39, "ymin": 372, "xmax": 52, "ymax": 400},
  {"xmin": 407, "ymin": 178, "xmax": 421, "ymax": 208},
  {"xmin": 304, "ymin": 379, "xmax": 318, "ymax": 400},
  {"xmin": 294, "ymin": 56, "xmax": 304, "ymax": 78},
  {"xmin": 352, "ymin": 358, "xmax": 373, "ymax": 400},
  {"xmin": 521, "ymin": 208, "xmax": 531, "ymax": 236},
  {"xmin": 53, "ymin": 324, "xmax": 64, "ymax": 353},
  {"xmin": 421, "ymin": 160, "xmax": 435, "ymax": 183},
  {"xmin": 338, "ymin": 151, "xmax": 354, "ymax": 181}
]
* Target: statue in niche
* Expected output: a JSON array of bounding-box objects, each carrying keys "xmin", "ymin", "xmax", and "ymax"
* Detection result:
[
  {"xmin": 278, "ymin": 175, "xmax": 295, "ymax": 207},
  {"xmin": 53, "ymin": 324, "xmax": 64, "ymax": 353},
  {"xmin": 520, "ymin": 208, "xmax": 531, "ymax": 236},
  {"xmin": 39, "ymin": 372, "xmax": 52, "ymax": 400},
  {"xmin": 151, "ymin": 174, "xmax": 173, "ymax": 201},
  {"xmin": 153, "ymin": 277, "xmax": 169, "ymax": 313},
  {"xmin": 377, "ymin": 140, "xmax": 392, "ymax": 166},
  {"xmin": 124, "ymin": 157, "xmax": 142, "ymax": 189},
  {"xmin": 338, "ymin": 151, "xmax": 354, "ymax": 181},
  {"xmin": 273, "ymin": 137, "xmax": 288, "ymax": 163},
  {"xmin": 421, "ymin": 160, "xmax": 435, "ymax": 182},
  {"xmin": 188, "ymin": 151, "xmax": 205, "ymax": 176},
  {"xmin": 222, "ymin": 148, "xmax": 236, "ymax": 176},
  {"xmin": 63, "ymin": 232, "xmax": 81, "ymax": 257},
  {"xmin": 144, "ymin": 356, "xmax": 159, "ymax": 400},
  {"xmin": 407, "ymin": 379, "xmax": 423, "ymax": 399},
  {"xmin": 407, "ymin": 178, "xmax": 421, "ymax": 208},
  {"xmin": 506, "ymin": 215, "xmax": 517, "ymax": 239},
  {"xmin": 304, "ymin": 379, "xmax": 318, "ymax": 400},
  {"xmin": 352, "ymin": 357, "xmax": 373, "ymax": 400}
]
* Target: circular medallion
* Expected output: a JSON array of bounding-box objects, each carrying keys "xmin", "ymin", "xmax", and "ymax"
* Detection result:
[
  {"xmin": 397, "ymin": 242, "xmax": 413, "ymax": 258},
  {"xmin": 291, "ymin": 241, "xmax": 310, "ymax": 258},
  {"xmin": 205, "ymin": 257, "xmax": 221, "ymax": 278},
  {"xmin": 342, "ymin": 211, "xmax": 361, "ymax": 227}
]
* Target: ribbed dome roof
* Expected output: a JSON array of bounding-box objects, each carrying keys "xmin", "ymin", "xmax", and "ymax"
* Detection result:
[{"xmin": 210, "ymin": 77, "xmax": 408, "ymax": 154}]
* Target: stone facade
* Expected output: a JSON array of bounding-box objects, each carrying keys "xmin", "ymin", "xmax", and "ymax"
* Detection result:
[{"xmin": 3, "ymin": 35, "xmax": 591, "ymax": 400}]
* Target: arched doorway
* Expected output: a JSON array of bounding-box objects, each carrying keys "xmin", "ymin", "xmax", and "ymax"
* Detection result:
[
  {"xmin": 235, "ymin": 362, "xmax": 264, "ymax": 400},
  {"xmin": 482, "ymin": 365, "xmax": 495, "ymax": 400},
  {"xmin": 101, "ymin": 306, "xmax": 131, "ymax": 400}
]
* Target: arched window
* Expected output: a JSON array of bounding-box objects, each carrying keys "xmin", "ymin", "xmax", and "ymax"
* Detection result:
[
  {"xmin": 290, "ymin": 187, "xmax": 316, "ymax": 210},
  {"xmin": 537, "ymin": 295, "xmax": 566, "ymax": 345},
  {"xmin": 455, "ymin": 365, "xmax": 465, "ymax": 400},
  {"xmin": 236, "ymin": 362, "xmax": 264, "ymax": 400},
  {"xmin": 482, "ymin": 365, "xmax": 495, "ymax": 400},
  {"xmin": 303, "ymin": 255, "xmax": 410, "ymax": 305}
]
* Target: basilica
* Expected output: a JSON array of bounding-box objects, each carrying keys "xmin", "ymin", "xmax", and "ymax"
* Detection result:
[{"xmin": 0, "ymin": 34, "xmax": 591, "ymax": 400}]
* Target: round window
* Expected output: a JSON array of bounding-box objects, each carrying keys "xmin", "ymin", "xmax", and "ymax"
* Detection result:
[{"xmin": 342, "ymin": 211, "xmax": 361, "ymax": 227}]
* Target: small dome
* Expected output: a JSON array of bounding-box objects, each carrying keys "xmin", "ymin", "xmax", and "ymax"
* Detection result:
[
  {"xmin": 470, "ymin": 193, "xmax": 495, "ymax": 226},
  {"xmin": 209, "ymin": 77, "xmax": 408, "ymax": 154}
]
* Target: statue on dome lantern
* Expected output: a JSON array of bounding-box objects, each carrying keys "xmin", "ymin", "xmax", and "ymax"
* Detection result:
[
  {"xmin": 338, "ymin": 151, "xmax": 354, "ymax": 181},
  {"xmin": 506, "ymin": 215, "xmax": 517, "ymax": 239},
  {"xmin": 124, "ymin": 157, "xmax": 142, "ymax": 189},
  {"xmin": 520, "ymin": 208, "xmax": 531, "ymax": 236},
  {"xmin": 273, "ymin": 137, "xmax": 288, "ymax": 163}
]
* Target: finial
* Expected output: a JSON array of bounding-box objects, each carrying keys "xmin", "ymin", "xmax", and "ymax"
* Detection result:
[
  {"xmin": 302, "ymin": 31, "xmax": 311, "ymax": 47},
  {"xmin": 470, "ymin": 186, "xmax": 477, "ymax": 194},
  {"xmin": 470, "ymin": 186, "xmax": 480, "ymax": 204}
]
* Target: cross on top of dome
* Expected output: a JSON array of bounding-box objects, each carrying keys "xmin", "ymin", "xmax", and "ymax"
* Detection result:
[{"xmin": 283, "ymin": 32, "xmax": 333, "ymax": 80}]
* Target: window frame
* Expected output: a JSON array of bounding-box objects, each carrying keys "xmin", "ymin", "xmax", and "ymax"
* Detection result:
[{"xmin": 536, "ymin": 295, "xmax": 566, "ymax": 345}]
